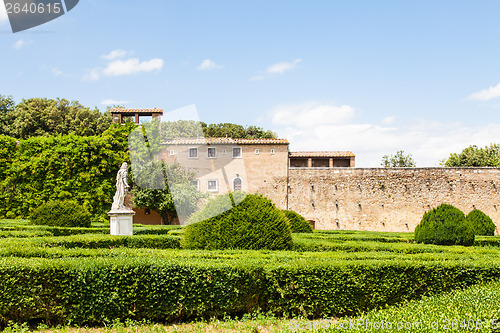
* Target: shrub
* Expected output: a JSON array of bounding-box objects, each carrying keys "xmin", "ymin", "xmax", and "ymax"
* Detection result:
[
  {"xmin": 414, "ymin": 204, "xmax": 474, "ymax": 246},
  {"xmin": 183, "ymin": 193, "xmax": 293, "ymax": 250},
  {"xmin": 30, "ymin": 200, "xmax": 92, "ymax": 228},
  {"xmin": 282, "ymin": 210, "xmax": 313, "ymax": 233},
  {"xmin": 466, "ymin": 209, "xmax": 496, "ymax": 236}
]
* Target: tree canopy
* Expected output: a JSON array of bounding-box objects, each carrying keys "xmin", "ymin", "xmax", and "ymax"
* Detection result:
[
  {"xmin": 0, "ymin": 95, "xmax": 15, "ymax": 136},
  {"xmin": 381, "ymin": 150, "xmax": 416, "ymax": 167},
  {"xmin": 201, "ymin": 122, "xmax": 277, "ymax": 139},
  {"xmin": 442, "ymin": 144, "xmax": 500, "ymax": 167},
  {"xmin": 4, "ymin": 97, "xmax": 112, "ymax": 139},
  {"xmin": 131, "ymin": 160, "xmax": 203, "ymax": 225}
]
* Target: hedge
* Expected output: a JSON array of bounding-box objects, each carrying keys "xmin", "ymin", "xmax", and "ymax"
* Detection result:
[
  {"xmin": 183, "ymin": 193, "xmax": 293, "ymax": 250},
  {"xmin": 1, "ymin": 257, "xmax": 500, "ymax": 327},
  {"xmin": 329, "ymin": 280, "xmax": 500, "ymax": 332}
]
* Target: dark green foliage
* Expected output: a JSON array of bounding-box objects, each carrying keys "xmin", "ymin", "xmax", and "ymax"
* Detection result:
[
  {"xmin": 414, "ymin": 204, "xmax": 474, "ymax": 246},
  {"xmin": 443, "ymin": 143, "xmax": 500, "ymax": 167},
  {"xmin": 466, "ymin": 209, "xmax": 496, "ymax": 236},
  {"xmin": 201, "ymin": 122, "xmax": 277, "ymax": 139},
  {"xmin": 282, "ymin": 210, "xmax": 313, "ymax": 233},
  {"xmin": 30, "ymin": 200, "xmax": 92, "ymax": 228},
  {"xmin": 1, "ymin": 255, "xmax": 500, "ymax": 326},
  {"xmin": 132, "ymin": 161, "xmax": 202, "ymax": 225},
  {"xmin": 0, "ymin": 95, "xmax": 15, "ymax": 136},
  {"xmin": 0, "ymin": 123, "xmax": 134, "ymax": 218},
  {"xmin": 6, "ymin": 97, "xmax": 112, "ymax": 139},
  {"xmin": 183, "ymin": 193, "xmax": 293, "ymax": 250}
]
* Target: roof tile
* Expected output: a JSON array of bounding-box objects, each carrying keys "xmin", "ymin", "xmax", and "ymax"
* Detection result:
[
  {"xmin": 163, "ymin": 137, "xmax": 289, "ymax": 145},
  {"xmin": 289, "ymin": 151, "xmax": 355, "ymax": 158}
]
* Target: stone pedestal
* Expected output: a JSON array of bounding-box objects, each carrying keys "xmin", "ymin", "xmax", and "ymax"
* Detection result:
[{"xmin": 108, "ymin": 210, "xmax": 135, "ymax": 236}]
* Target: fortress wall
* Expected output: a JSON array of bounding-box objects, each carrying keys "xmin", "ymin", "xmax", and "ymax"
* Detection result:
[{"xmin": 260, "ymin": 168, "xmax": 500, "ymax": 233}]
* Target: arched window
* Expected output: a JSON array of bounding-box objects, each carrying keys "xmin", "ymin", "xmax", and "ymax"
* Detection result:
[{"xmin": 233, "ymin": 176, "xmax": 242, "ymax": 191}]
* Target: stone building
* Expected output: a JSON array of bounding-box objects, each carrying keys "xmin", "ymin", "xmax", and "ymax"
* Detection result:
[{"xmin": 131, "ymin": 134, "xmax": 500, "ymax": 235}]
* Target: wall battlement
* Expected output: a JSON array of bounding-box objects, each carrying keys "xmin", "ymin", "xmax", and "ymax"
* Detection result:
[{"xmin": 261, "ymin": 167, "xmax": 500, "ymax": 233}]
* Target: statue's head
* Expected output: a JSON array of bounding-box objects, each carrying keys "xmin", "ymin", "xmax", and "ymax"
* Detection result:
[{"xmin": 121, "ymin": 162, "xmax": 128, "ymax": 169}]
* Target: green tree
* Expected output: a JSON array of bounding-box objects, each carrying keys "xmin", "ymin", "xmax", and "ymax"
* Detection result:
[
  {"xmin": 131, "ymin": 160, "xmax": 202, "ymax": 225},
  {"xmin": 443, "ymin": 144, "xmax": 500, "ymax": 167},
  {"xmin": 0, "ymin": 95, "xmax": 15, "ymax": 136},
  {"xmin": 7, "ymin": 98, "xmax": 112, "ymax": 139},
  {"xmin": 202, "ymin": 122, "xmax": 277, "ymax": 139},
  {"xmin": 161, "ymin": 120, "xmax": 204, "ymax": 140},
  {"xmin": 381, "ymin": 151, "xmax": 416, "ymax": 167},
  {"xmin": 0, "ymin": 123, "xmax": 134, "ymax": 218}
]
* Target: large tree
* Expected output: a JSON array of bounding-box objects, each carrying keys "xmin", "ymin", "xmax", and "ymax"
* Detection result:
[
  {"xmin": 0, "ymin": 95, "xmax": 15, "ymax": 136},
  {"xmin": 7, "ymin": 98, "xmax": 112, "ymax": 139},
  {"xmin": 201, "ymin": 122, "xmax": 277, "ymax": 139},
  {"xmin": 443, "ymin": 144, "xmax": 500, "ymax": 167},
  {"xmin": 381, "ymin": 151, "xmax": 416, "ymax": 167},
  {"xmin": 131, "ymin": 160, "xmax": 203, "ymax": 225}
]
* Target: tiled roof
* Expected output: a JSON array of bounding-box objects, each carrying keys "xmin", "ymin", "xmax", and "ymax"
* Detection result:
[
  {"xmin": 163, "ymin": 137, "xmax": 289, "ymax": 145},
  {"xmin": 110, "ymin": 108, "xmax": 163, "ymax": 114},
  {"xmin": 289, "ymin": 151, "xmax": 355, "ymax": 158}
]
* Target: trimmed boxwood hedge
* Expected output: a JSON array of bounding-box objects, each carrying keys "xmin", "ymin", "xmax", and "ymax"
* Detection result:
[
  {"xmin": 1, "ymin": 257, "xmax": 500, "ymax": 327},
  {"xmin": 282, "ymin": 210, "xmax": 313, "ymax": 233},
  {"xmin": 183, "ymin": 193, "xmax": 293, "ymax": 250},
  {"xmin": 414, "ymin": 204, "xmax": 475, "ymax": 246},
  {"xmin": 30, "ymin": 200, "xmax": 92, "ymax": 228},
  {"xmin": 466, "ymin": 209, "xmax": 496, "ymax": 236}
]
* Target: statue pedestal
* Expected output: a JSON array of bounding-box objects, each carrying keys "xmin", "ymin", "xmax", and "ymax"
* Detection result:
[{"xmin": 108, "ymin": 210, "xmax": 135, "ymax": 236}]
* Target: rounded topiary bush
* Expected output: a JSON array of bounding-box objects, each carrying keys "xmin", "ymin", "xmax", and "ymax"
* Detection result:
[
  {"xmin": 466, "ymin": 209, "xmax": 496, "ymax": 236},
  {"xmin": 30, "ymin": 200, "xmax": 92, "ymax": 228},
  {"xmin": 182, "ymin": 192, "xmax": 293, "ymax": 250},
  {"xmin": 414, "ymin": 203, "xmax": 474, "ymax": 246},
  {"xmin": 282, "ymin": 210, "xmax": 313, "ymax": 233}
]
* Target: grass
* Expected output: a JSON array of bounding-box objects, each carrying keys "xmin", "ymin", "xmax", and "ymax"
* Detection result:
[
  {"xmin": 322, "ymin": 280, "xmax": 500, "ymax": 332},
  {"xmin": 4, "ymin": 315, "xmax": 303, "ymax": 333}
]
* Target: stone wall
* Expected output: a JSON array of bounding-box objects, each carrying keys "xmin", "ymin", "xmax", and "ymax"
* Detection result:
[{"xmin": 259, "ymin": 167, "xmax": 500, "ymax": 234}]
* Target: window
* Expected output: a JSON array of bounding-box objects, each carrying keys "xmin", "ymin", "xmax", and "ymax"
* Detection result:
[
  {"xmin": 232, "ymin": 147, "xmax": 242, "ymax": 158},
  {"xmin": 255, "ymin": 149, "xmax": 260, "ymax": 154},
  {"xmin": 233, "ymin": 177, "xmax": 242, "ymax": 191},
  {"xmin": 189, "ymin": 180, "xmax": 200, "ymax": 191},
  {"xmin": 207, "ymin": 147, "xmax": 217, "ymax": 158},
  {"xmin": 169, "ymin": 150, "xmax": 174, "ymax": 156},
  {"xmin": 207, "ymin": 179, "xmax": 218, "ymax": 192},
  {"xmin": 188, "ymin": 147, "xmax": 198, "ymax": 158},
  {"xmin": 270, "ymin": 149, "xmax": 275, "ymax": 154},
  {"xmin": 222, "ymin": 149, "xmax": 227, "ymax": 155}
]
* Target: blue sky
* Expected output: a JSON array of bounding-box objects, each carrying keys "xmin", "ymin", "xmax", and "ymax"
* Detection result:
[{"xmin": 1, "ymin": 1, "xmax": 500, "ymax": 166}]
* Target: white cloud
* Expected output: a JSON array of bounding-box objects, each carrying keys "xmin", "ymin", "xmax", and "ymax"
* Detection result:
[
  {"xmin": 197, "ymin": 59, "xmax": 223, "ymax": 71},
  {"xmin": 101, "ymin": 99, "xmax": 130, "ymax": 106},
  {"xmin": 102, "ymin": 58, "xmax": 163, "ymax": 76},
  {"xmin": 0, "ymin": 1, "xmax": 8, "ymax": 25},
  {"xmin": 13, "ymin": 39, "xmax": 30, "ymax": 50},
  {"xmin": 266, "ymin": 58, "xmax": 301, "ymax": 74},
  {"xmin": 250, "ymin": 58, "xmax": 302, "ymax": 80},
  {"xmin": 51, "ymin": 67, "xmax": 64, "ymax": 76},
  {"xmin": 271, "ymin": 101, "xmax": 500, "ymax": 167},
  {"xmin": 467, "ymin": 82, "xmax": 500, "ymax": 101},
  {"xmin": 381, "ymin": 116, "xmax": 396, "ymax": 124},
  {"xmin": 101, "ymin": 49, "xmax": 134, "ymax": 60},
  {"xmin": 271, "ymin": 101, "xmax": 355, "ymax": 128},
  {"xmin": 83, "ymin": 68, "xmax": 101, "ymax": 81},
  {"xmin": 83, "ymin": 55, "xmax": 164, "ymax": 81},
  {"xmin": 249, "ymin": 75, "xmax": 264, "ymax": 81}
]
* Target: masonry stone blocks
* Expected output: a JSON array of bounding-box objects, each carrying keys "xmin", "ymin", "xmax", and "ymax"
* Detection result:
[{"xmin": 260, "ymin": 167, "xmax": 500, "ymax": 234}]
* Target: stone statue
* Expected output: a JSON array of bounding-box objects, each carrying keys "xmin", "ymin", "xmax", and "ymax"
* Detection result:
[{"xmin": 111, "ymin": 162, "xmax": 131, "ymax": 211}]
